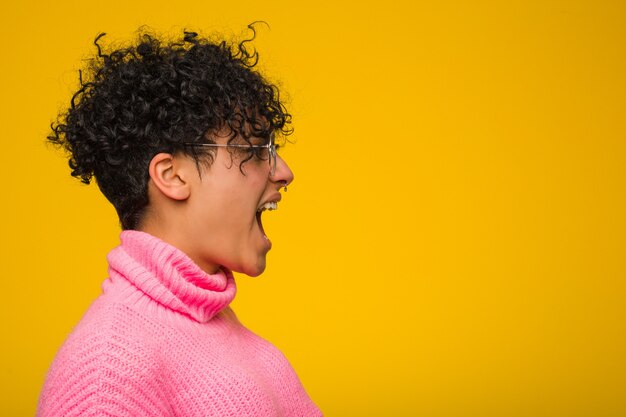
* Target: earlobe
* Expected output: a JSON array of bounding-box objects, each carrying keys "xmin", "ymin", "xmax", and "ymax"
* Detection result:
[{"xmin": 148, "ymin": 153, "xmax": 191, "ymax": 201}]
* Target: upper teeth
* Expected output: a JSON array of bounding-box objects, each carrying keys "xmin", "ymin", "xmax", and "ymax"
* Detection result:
[{"xmin": 258, "ymin": 201, "xmax": 278, "ymax": 212}]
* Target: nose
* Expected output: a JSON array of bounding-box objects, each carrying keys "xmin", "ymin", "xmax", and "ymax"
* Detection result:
[{"xmin": 271, "ymin": 154, "xmax": 294, "ymax": 186}]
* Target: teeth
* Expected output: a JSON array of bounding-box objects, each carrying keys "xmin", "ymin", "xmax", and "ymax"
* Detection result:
[{"xmin": 257, "ymin": 201, "xmax": 278, "ymax": 212}]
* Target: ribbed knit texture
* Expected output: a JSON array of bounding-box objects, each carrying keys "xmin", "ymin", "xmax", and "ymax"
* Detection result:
[{"xmin": 37, "ymin": 230, "xmax": 322, "ymax": 417}]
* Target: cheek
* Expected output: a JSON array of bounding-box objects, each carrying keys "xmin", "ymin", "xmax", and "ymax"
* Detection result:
[
  {"xmin": 200, "ymin": 191, "xmax": 255, "ymax": 236},
  {"xmin": 192, "ymin": 165, "xmax": 266, "ymax": 229}
]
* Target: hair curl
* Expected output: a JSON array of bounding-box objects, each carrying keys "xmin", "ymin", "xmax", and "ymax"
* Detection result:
[{"xmin": 48, "ymin": 23, "xmax": 292, "ymax": 230}]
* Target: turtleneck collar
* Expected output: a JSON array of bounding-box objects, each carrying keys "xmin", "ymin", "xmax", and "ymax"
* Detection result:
[{"xmin": 106, "ymin": 230, "xmax": 237, "ymax": 323}]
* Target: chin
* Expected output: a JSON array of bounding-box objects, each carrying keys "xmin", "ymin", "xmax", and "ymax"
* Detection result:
[
  {"xmin": 241, "ymin": 258, "xmax": 266, "ymax": 277},
  {"xmin": 245, "ymin": 265, "xmax": 265, "ymax": 277}
]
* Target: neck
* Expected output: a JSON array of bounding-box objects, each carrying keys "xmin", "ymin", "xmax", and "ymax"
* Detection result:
[{"xmin": 137, "ymin": 211, "xmax": 222, "ymax": 275}]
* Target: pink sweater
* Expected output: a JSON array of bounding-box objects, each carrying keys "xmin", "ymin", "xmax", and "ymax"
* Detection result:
[{"xmin": 37, "ymin": 230, "xmax": 322, "ymax": 417}]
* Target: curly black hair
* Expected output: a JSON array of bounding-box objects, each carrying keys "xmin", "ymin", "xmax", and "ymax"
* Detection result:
[{"xmin": 48, "ymin": 23, "xmax": 292, "ymax": 230}]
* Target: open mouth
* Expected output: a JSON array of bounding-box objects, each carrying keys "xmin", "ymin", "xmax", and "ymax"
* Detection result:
[
  {"xmin": 256, "ymin": 211, "xmax": 266, "ymax": 237},
  {"xmin": 256, "ymin": 202, "xmax": 278, "ymax": 240}
]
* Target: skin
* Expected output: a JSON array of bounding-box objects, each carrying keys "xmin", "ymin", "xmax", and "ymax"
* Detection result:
[{"xmin": 139, "ymin": 133, "xmax": 294, "ymax": 277}]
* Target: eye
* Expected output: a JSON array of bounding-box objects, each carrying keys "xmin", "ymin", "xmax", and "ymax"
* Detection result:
[{"xmin": 248, "ymin": 146, "xmax": 270, "ymax": 161}]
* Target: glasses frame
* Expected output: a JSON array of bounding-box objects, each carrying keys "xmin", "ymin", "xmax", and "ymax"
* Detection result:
[{"xmin": 182, "ymin": 135, "xmax": 277, "ymax": 176}]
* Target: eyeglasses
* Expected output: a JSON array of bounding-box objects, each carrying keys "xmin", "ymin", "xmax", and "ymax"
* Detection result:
[{"xmin": 183, "ymin": 134, "xmax": 278, "ymax": 176}]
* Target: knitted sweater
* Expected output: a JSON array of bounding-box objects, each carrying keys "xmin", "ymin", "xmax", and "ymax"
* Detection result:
[{"xmin": 37, "ymin": 230, "xmax": 322, "ymax": 417}]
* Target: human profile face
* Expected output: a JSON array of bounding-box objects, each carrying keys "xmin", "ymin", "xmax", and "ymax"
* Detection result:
[{"xmin": 178, "ymin": 133, "xmax": 294, "ymax": 277}]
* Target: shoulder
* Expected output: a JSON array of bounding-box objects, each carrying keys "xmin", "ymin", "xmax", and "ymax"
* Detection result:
[{"xmin": 38, "ymin": 302, "xmax": 171, "ymax": 417}]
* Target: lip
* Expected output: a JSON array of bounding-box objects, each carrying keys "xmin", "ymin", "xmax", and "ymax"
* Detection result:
[{"xmin": 257, "ymin": 193, "xmax": 282, "ymax": 211}]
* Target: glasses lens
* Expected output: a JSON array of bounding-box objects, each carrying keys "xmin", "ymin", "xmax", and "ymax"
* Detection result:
[
  {"xmin": 270, "ymin": 145, "xmax": 276, "ymax": 176},
  {"xmin": 269, "ymin": 134, "xmax": 276, "ymax": 176}
]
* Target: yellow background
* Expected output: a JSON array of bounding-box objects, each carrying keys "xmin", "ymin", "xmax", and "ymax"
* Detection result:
[{"xmin": 1, "ymin": 0, "xmax": 625, "ymax": 416}]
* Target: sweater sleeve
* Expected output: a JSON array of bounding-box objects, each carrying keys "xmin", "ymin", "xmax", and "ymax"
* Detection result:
[{"xmin": 37, "ymin": 304, "xmax": 172, "ymax": 417}]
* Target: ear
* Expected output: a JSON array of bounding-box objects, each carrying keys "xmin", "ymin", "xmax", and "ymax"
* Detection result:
[{"xmin": 148, "ymin": 153, "xmax": 192, "ymax": 201}]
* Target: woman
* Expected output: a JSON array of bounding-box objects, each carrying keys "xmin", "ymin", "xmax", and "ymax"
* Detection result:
[{"xmin": 38, "ymin": 26, "xmax": 322, "ymax": 417}]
